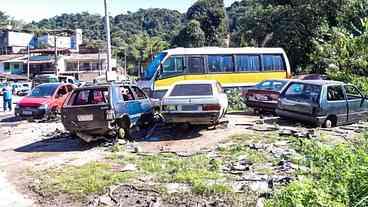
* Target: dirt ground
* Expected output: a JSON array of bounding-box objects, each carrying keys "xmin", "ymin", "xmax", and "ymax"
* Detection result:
[{"xmin": 0, "ymin": 111, "xmax": 367, "ymax": 207}]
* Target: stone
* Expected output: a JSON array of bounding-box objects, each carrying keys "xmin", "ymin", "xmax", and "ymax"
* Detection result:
[
  {"xmin": 256, "ymin": 198, "xmax": 265, "ymax": 207},
  {"xmin": 121, "ymin": 163, "xmax": 137, "ymax": 172},
  {"xmin": 249, "ymin": 181, "xmax": 271, "ymax": 194},
  {"xmin": 231, "ymin": 164, "xmax": 250, "ymax": 171},
  {"xmin": 98, "ymin": 195, "xmax": 115, "ymax": 206},
  {"xmin": 165, "ymin": 183, "xmax": 191, "ymax": 194}
]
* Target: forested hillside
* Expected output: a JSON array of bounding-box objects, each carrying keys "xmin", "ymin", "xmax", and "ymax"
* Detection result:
[{"xmin": 1, "ymin": 0, "xmax": 367, "ymax": 89}]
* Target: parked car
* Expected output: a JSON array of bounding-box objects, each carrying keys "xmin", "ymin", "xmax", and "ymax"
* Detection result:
[
  {"xmin": 244, "ymin": 79, "xmax": 290, "ymax": 113},
  {"xmin": 61, "ymin": 83, "xmax": 154, "ymax": 142},
  {"xmin": 161, "ymin": 80, "xmax": 228, "ymax": 126},
  {"xmin": 15, "ymin": 83, "xmax": 75, "ymax": 119},
  {"xmin": 16, "ymin": 82, "xmax": 32, "ymax": 96},
  {"xmin": 276, "ymin": 80, "xmax": 368, "ymax": 128},
  {"xmin": 32, "ymin": 74, "xmax": 59, "ymax": 88}
]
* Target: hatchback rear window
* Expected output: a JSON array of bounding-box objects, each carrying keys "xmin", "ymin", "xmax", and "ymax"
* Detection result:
[
  {"xmin": 69, "ymin": 88, "xmax": 109, "ymax": 106},
  {"xmin": 170, "ymin": 84, "xmax": 213, "ymax": 96},
  {"xmin": 284, "ymin": 83, "xmax": 321, "ymax": 104},
  {"xmin": 256, "ymin": 80, "xmax": 288, "ymax": 92}
]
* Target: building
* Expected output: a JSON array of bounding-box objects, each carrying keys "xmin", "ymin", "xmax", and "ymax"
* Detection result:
[
  {"xmin": 0, "ymin": 54, "xmax": 27, "ymax": 74},
  {"xmin": 0, "ymin": 29, "xmax": 83, "ymax": 55},
  {"xmin": 59, "ymin": 53, "xmax": 117, "ymax": 81},
  {"xmin": 0, "ymin": 30, "xmax": 36, "ymax": 54}
]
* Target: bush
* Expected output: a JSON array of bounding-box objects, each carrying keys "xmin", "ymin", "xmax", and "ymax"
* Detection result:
[
  {"xmin": 225, "ymin": 88, "xmax": 246, "ymax": 112},
  {"xmin": 266, "ymin": 135, "xmax": 368, "ymax": 207}
]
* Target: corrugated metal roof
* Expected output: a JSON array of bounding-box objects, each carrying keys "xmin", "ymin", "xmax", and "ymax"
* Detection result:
[{"xmin": 0, "ymin": 55, "xmax": 25, "ymax": 62}]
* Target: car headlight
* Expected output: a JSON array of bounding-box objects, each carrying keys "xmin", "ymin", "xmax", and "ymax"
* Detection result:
[{"xmin": 38, "ymin": 104, "xmax": 48, "ymax": 110}]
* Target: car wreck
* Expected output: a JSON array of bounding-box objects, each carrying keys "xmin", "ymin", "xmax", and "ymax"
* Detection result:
[
  {"xmin": 161, "ymin": 80, "xmax": 228, "ymax": 126},
  {"xmin": 61, "ymin": 83, "xmax": 154, "ymax": 142},
  {"xmin": 276, "ymin": 80, "xmax": 368, "ymax": 128}
]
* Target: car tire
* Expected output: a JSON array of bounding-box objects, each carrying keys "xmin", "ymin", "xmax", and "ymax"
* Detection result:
[
  {"xmin": 139, "ymin": 113, "xmax": 154, "ymax": 128},
  {"xmin": 323, "ymin": 116, "xmax": 336, "ymax": 128},
  {"xmin": 117, "ymin": 128, "xmax": 127, "ymax": 139}
]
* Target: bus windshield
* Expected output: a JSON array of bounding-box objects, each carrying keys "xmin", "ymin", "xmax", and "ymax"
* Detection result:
[{"xmin": 143, "ymin": 53, "xmax": 166, "ymax": 80}]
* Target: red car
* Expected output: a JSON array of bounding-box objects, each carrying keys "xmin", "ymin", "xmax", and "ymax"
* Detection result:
[
  {"xmin": 244, "ymin": 79, "xmax": 290, "ymax": 113},
  {"xmin": 15, "ymin": 83, "xmax": 75, "ymax": 119}
]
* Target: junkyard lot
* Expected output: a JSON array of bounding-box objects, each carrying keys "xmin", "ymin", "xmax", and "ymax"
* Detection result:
[{"xmin": 1, "ymin": 110, "xmax": 368, "ymax": 206}]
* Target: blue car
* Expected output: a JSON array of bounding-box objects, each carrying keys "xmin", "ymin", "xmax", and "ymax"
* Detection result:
[
  {"xmin": 277, "ymin": 80, "xmax": 368, "ymax": 128},
  {"xmin": 61, "ymin": 83, "xmax": 154, "ymax": 142}
]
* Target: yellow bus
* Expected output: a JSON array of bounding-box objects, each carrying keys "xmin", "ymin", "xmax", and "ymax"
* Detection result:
[{"xmin": 137, "ymin": 47, "xmax": 291, "ymax": 98}]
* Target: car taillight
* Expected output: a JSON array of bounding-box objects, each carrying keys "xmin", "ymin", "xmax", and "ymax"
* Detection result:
[
  {"xmin": 203, "ymin": 104, "xmax": 221, "ymax": 111},
  {"xmin": 106, "ymin": 110, "xmax": 115, "ymax": 120},
  {"xmin": 270, "ymin": 94, "xmax": 279, "ymax": 100}
]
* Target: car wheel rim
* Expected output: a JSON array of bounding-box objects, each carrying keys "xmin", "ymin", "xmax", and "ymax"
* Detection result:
[
  {"xmin": 325, "ymin": 120, "xmax": 332, "ymax": 128},
  {"xmin": 118, "ymin": 128, "xmax": 125, "ymax": 139}
]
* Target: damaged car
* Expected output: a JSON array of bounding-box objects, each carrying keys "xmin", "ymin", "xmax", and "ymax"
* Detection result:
[
  {"xmin": 276, "ymin": 80, "xmax": 368, "ymax": 128},
  {"xmin": 15, "ymin": 83, "xmax": 75, "ymax": 119},
  {"xmin": 161, "ymin": 80, "xmax": 228, "ymax": 126},
  {"xmin": 244, "ymin": 79, "xmax": 289, "ymax": 113},
  {"xmin": 61, "ymin": 83, "xmax": 154, "ymax": 142}
]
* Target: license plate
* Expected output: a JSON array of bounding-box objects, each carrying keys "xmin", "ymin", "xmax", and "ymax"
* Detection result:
[
  {"xmin": 255, "ymin": 94, "xmax": 268, "ymax": 101},
  {"xmin": 182, "ymin": 105, "xmax": 199, "ymax": 111},
  {"xmin": 77, "ymin": 114, "xmax": 93, "ymax": 122},
  {"xmin": 22, "ymin": 110, "xmax": 32, "ymax": 115}
]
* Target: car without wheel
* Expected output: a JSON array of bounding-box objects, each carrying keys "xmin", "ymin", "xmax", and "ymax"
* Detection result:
[
  {"xmin": 244, "ymin": 79, "xmax": 289, "ymax": 113},
  {"xmin": 15, "ymin": 83, "xmax": 75, "ymax": 119},
  {"xmin": 61, "ymin": 83, "xmax": 154, "ymax": 143},
  {"xmin": 276, "ymin": 80, "xmax": 368, "ymax": 128},
  {"xmin": 161, "ymin": 80, "xmax": 228, "ymax": 126}
]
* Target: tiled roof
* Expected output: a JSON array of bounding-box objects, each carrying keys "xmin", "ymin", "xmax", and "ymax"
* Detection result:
[{"xmin": 0, "ymin": 55, "xmax": 24, "ymax": 62}]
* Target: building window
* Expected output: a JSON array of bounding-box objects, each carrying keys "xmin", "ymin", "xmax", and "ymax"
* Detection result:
[
  {"xmin": 13, "ymin": 64, "xmax": 19, "ymax": 70},
  {"xmin": 236, "ymin": 55, "xmax": 261, "ymax": 72},
  {"xmin": 208, "ymin": 55, "xmax": 234, "ymax": 73},
  {"xmin": 262, "ymin": 55, "xmax": 286, "ymax": 71},
  {"xmin": 4, "ymin": 63, "xmax": 10, "ymax": 72}
]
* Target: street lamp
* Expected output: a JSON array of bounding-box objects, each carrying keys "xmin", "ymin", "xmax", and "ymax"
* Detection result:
[{"xmin": 104, "ymin": 0, "xmax": 112, "ymax": 74}]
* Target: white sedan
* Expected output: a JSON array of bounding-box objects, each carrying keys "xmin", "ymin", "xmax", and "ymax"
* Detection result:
[{"xmin": 161, "ymin": 80, "xmax": 228, "ymax": 125}]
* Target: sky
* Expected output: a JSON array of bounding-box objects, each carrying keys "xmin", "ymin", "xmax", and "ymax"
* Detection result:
[{"xmin": 1, "ymin": 0, "xmax": 238, "ymax": 22}]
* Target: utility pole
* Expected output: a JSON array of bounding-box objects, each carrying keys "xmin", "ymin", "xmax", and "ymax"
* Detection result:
[
  {"xmin": 54, "ymin": 36, "xmax": 58, "ymax": 76},
  {"xmin": 104, "ymin": 0, "xmax": 112, "ymax": 74},
  {"xmin": 27, "ymin": 45, "xmax": 30, "ymax": 80},
  {"xmin": 124, "ymin": 48, "xmax": 127, "ymax": 76}
]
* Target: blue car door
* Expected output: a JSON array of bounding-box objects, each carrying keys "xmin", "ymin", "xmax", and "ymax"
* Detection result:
[
  {"xmin": 344, "ymin": 85, "xmax": 366, "ymax": 122},
  {"xmin": 131, "ymin": 86, "xmax": 153, "ymax": 114}
]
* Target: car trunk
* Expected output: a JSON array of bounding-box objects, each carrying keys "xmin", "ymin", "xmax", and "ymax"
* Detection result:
[
  {"xmin": 246, "ymin": 89, "xmax": 280, "ymax": 102},
  {"xmin": 62, "ymin": 87, "xmax": 112, "ymax": 134},
  {"xmin": 162, "ymin": 96, "xmax": 219, "ymax": 112},
  {"xmin": 278, "ymin": 98, "xmax": 319, "ymax": 115}
]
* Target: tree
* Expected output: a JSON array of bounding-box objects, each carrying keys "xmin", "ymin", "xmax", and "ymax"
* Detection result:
[
  {"xmin": 172, "ymin": 20, "xmax": 205, "ymax": 47},
  {"xmin": 0, "ymin": 11, "xmax": 9, "ymax": 28},
  {"xmin": 186, "ymin": 0, "xmax": 228, "ymax": 46}
]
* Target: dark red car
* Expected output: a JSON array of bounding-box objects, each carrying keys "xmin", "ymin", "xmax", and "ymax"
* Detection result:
[
  {"xmin": 244, "ymin": 79, "xmax": 289, "ymax": 113},
  {"xmin": 15, "ymin": 83, "xmax": 75, "ymax": 119}
]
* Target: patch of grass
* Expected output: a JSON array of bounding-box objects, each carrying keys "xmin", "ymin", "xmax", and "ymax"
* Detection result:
[
  {"xmin": 219, "ymin": 143, "xmax": 269, "ymax": 164},
  {"xmin": 192, "ymin": 181, "xmax": 232, "ymax": 195},
  {"xmin": 38, "ymin": 162, "xmax": 137, "ymax": 199},
  {"xmin": 255, "ymin": 167, "xmax": 273, "ymax": 175}
]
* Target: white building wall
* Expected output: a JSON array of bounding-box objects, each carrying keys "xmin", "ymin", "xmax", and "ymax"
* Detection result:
[
  {"xmin": 7, "ymin": 32, "xmax": 34, "ymax": 47},
  {"xmin": 0, "ymin": 62, "xmax": 4, "ymax": 73}
]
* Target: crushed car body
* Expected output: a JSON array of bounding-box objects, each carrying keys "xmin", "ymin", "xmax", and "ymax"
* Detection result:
[
  {"xmin": 161, "ymin": 80, "xmax": 228, "ymax": 125},
  {"xmin": 61, "ymin": 82, "xmax": 154, "ymax": 142},
  {"xmin": 276, "ymin": 80, "xmax": 368, "ymax": 128}
]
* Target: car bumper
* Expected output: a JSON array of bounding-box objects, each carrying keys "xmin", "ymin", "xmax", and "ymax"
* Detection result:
[
  {"xmin": 162, "ymin": 111, "xmax": 220, "ymax": 125},
  {"xmin": 276, "ymin": 109, "xmax": 326, "ymax": 125},
  {"xmin": 15, "ymin": 108, "xmax": 48, "ymax": 118},
  {"xmin": 246, "ymin": 100, "xmax": 278, "ymax": 111}
]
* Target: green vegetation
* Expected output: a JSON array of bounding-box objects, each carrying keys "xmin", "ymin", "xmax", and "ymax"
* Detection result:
[
  {"xmin": 266, "ymin": 134, "xmax": 368, "ymax": 207},
  {"xmin": 226, "ymin": 88, "xmax": 247, "ymax": 112},
  {"xmin": 1, "ymin": 0, "xmax": 368, "ymax": 85},
  {"xmin": 37, "ymin": 162, "xmax": 137, "ymax": 199}
]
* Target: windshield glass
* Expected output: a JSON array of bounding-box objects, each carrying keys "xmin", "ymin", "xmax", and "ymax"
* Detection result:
[
  {"xmin": 256, "ymin": 80, "xmax": 288, "ymax": 92},
  {"xmin": 143, "ymin": 52, "xmax": 166, "ymax": 80},
  {"xmin": 284, "ymin": 83, "xmax": 321, "ymax": 104},
  {"xmin": 170, "ymin": 84, "xmax": 213, "ymax": 96},
  {"xmin": 30, "ymin": 84, "xmax": 58, "ymax": 97}
]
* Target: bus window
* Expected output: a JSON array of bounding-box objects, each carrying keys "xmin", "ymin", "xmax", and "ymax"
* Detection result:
[
  {"xmin": 208, "ymin": 55, "xmax": 234, "ymax": 73},
  {"xmin": 188, "ymin": 57, "xmax": 204, "ymax": 74},
  {"xmin": 236, "ymin": 55, "xmax": 261, "ymax": 72},
  {"xmin": 161, "ymin": 56, "xmax": 184, "ymax": 77},
  {"xmin": 262, "ymin": 54, "xmax": 285, "ymax": 71}
]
